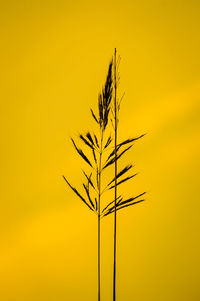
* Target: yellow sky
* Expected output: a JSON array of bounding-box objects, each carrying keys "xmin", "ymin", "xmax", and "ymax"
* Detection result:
[{"xmin": 0, "ymin": 1, "xmax": 200, "ymax": 300}]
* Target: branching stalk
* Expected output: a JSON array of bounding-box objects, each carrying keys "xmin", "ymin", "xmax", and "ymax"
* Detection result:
[
  {"xmin": 98, "ymin": 128, "xmax": 103, "ymax": 301},
  {"xmin": 63, "ymin": 52, "xmax": 145, "ymax": 301},
  {"xmin": 113, "ymin": 47, "xmax": 117, "ymax": 301}
]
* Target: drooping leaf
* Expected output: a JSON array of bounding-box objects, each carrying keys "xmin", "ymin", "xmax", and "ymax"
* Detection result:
[
  {"xmin": 108, "ymin": 174, "xmax": 137, "ymax": 190},
  {"xmin": 63, "ymin": 176, "xmax": 93, "ymax": 211},
  {"xmin": 107, "ymin": 164, "xmax": 133, "ymax": 186},
  {"xmin": 71, "ymin": 138, "xmax": 93, "ymax": 167}
]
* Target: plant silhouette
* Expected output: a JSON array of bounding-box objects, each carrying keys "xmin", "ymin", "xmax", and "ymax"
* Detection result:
[
  {"xmin": 110, "ymin": 48, "xmax": 145, "ymax": 301},
  {"xmin": 63, "ymin": 50, "xmax": 146, "ymax": 301},
  {"xmin": 63, "ymin": 59, "xmax": 113, "ymax": 301}
]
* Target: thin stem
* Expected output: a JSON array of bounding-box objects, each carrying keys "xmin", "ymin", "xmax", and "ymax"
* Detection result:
[
  {"xmin": 98, "ymin": 127, "xmax": 103, "ymax": 301},
  {"xmin": 98, "ymin": 213, "xmax": 100, "ymax": 301},
  {"xmin": 113, "ymin": 47, "xmax": 117, "ymax": 301}
]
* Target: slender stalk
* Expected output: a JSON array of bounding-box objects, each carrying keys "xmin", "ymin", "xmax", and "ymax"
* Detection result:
[
  {"xmin": 63, "ymin": 58, "xmax": 113, "ymax": 301},
  {"xmin": 113, "ymin": 48, "xmax": 117, "ymax": 301},
  {"xmin": 98, "ymin": 128, "xmax": 103, "ymax": 301},
  {"xmin": 63, "ymin": 54, "xmax": 144, "ymax": 301},
  {"xmin": 98, "ymin": 214, "xmax": 100, "ymax": 301}
]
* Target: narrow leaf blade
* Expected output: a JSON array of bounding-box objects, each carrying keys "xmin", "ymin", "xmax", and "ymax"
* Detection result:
[
  {"xmin": 108, "ymin": 164, "xmax": 133, "ymax": 186},
  {"xmin": 82, "ymin": 171, "xmax": 95, "ymax": 190},
  {"xmin": 118, "ymin": 134, "xmax": 146, "ymax": 147},
  {"xmin": 109, "ymin": 174, "xmax": 137, "ymax": 190},
  {"xmin": 79, "ymin": 134, "xmax": 93, "ymax": 149},
  {"xmin": 91, "ymin": 109, "xmax": 99, "ymax": 124},
  {"xmin": 63, "ymin": 176, "xmax": 93, "ymax": 211},
  {"xmin": 71, "ymin": 138, "xmax": 93, "ymax": 167},
  {"xmin": 83, "ymin": 183, "xmax": 95, "ymax": 209},
  {"xmin": 118, "ymin": 192, "xmax": 146, "ymax": 207},
  {"xmin": 104, "ymin": 199, "xmax": 145, "ymax": 216}
]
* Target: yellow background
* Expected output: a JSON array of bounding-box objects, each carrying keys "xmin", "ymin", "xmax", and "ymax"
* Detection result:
[{"xmin": 0, "ymin": 0, "xmax": 200, "ymax": 300}]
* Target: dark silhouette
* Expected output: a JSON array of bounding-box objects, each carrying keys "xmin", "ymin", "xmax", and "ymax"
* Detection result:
[
  {"xmin": 63, "ymin": 50, "xmax": 146, "ymax": 301},
  {"xmin": 63, "ymin": 59, "xmax": 113, "ymax": 301},
  {"xmin": 111, "ymin": 48, "xmax": 145, "ymax": 301}
]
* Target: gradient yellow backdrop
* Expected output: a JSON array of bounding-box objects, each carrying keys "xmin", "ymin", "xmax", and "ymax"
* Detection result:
[{"xmin": 1, "ymin": 0, "xmax": 200, "ymax": 300}]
